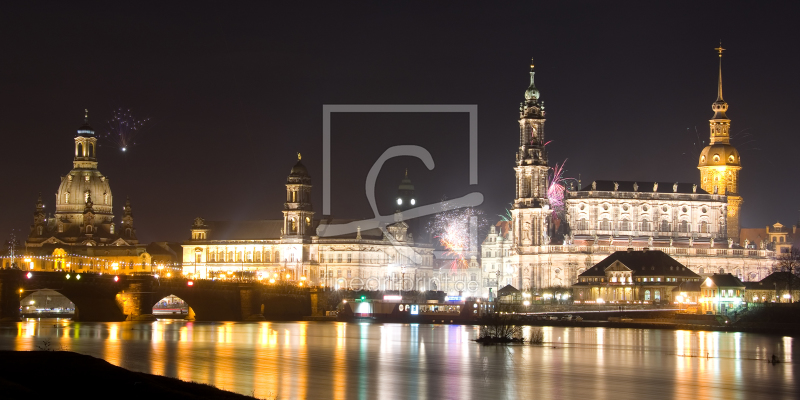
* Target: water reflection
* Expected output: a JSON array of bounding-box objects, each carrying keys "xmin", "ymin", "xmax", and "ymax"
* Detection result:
[{"xmin": 0, "ymin": 319, "xmax": 797, "ymax": 399}]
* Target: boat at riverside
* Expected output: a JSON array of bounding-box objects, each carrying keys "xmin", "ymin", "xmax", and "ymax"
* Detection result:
[{"xmin": 337, "ymin": 295, "xmax": 491, "ymax": 323}]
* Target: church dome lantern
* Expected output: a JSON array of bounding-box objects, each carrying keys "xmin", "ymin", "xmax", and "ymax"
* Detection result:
[
  {"xmin": 76, "ymin": 109, "xmax": 95, "ymax": 137},
  {"xmin": 287, "ymin": 153, "xmax": 311, "ymax": 185}
]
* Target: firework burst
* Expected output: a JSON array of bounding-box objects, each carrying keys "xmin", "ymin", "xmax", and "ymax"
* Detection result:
[
  {"xmin": 100, "ymin": 108, "xmax": 151, "ymax": 152},
  {"xmin": 429, "ymin": 202, "xmax": 484, "ymax": 271},
  {"xmin": 547, "ymin": 160, "xmax": 577, "ymax": 223}
]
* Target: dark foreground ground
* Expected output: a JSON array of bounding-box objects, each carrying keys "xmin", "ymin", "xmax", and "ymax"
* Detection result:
[{"xmin": 0, "ymin": 351, "xmax": 255, "ymax": 400}]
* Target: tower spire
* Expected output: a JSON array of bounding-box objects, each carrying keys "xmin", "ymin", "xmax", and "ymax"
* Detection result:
[
  {"xmin": 715, "ymin": 43, "xmax": 725, "ymax": 102},
  {"xmin": 84, "ymin": 109, "xmax": 89, "ymax": 124}
]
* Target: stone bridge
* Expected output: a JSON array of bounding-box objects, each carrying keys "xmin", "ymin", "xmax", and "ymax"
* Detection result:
[{"xmin": 0, "ymin": 270, "xmax": 311, "ymax": 322}]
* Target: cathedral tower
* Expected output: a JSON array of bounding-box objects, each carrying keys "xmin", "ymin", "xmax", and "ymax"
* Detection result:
[
  {"xmin": 698, "ymin": 45, "xmax": 742, "ymax": 241},
  {"xmin": 283, "ymin": 153, "xmax": 314, "ymax": 238},
  {"xmin": 512, "ymin": 61, "xmax": 551, "ymax": 247}
]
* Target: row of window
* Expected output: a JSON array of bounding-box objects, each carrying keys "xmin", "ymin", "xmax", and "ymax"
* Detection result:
[
  {"xmin": 703, "ymin": 289, "xmax": 742, "ymax": 298},
  {"xmin": 207, "ymin": 250, "xmax": 285, "ymax": 263},
  {"xmin": 582, "ymin": 276, "xmax": 686, "ymax": 283},
  {"xmin": 576, "ymin": 219, "xmax": 714, "ymax": 233},
  {"xmin": 484, "ymin": 249, "xmax": 510, "ymax": 258}
]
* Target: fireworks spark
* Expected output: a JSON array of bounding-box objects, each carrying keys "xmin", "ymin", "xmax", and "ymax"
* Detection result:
[
  {"xmin": 100, "ymin": 108, "xmax": 151, "ymax": 152},
  {"xmin": 548, "ymin": 160, "xmax": 577, "ymax": 223},
  {"xmin": 429, "ymin": 202, "xmax": 484, "ymax": 270},
  {"xmin": 498, "ymin": 204, "xmax": 513, "ymax": 222}
]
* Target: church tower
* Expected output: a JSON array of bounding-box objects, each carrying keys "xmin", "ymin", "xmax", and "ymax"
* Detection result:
[
  {"xmin": 283, "ymin": 153, "xmax": 314, "ymax": 238},
  {"xmin": 511, "ymin": 61, "xmax": 551, "ymax": 247},
  {"xmin": 395, "ymin": 169, "xmax": 415, "ymax": 212},
  {"xmin": 697, "ymin": 45, "xmax": 742, "ymax": 241}
]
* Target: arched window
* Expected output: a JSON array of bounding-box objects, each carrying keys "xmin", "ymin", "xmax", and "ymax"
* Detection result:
[
  {"xmin": 719, "ymin": 268, "xmax": 724, "ymax": 274},
  {"xmin": 660, "ymin": 220, "xmax": 670, "ymax": 232},
  {"xmin": 86, "ymin": 225, "xmax": 92, "ymax": 233},
  {"xmin": 77, "ymin": 143, "xmax": 83, "ymax": 157},
  {"xmin": 600, "ymin": 218, "xmax": 610, "ymax": 231},
  {"xmin": 654, "ymin": 290, "xmax": 661, "ymax": 301},
  {"xmin": 641, "ymin": 219, "xmax": 650, "ymax": 231},
  {"xmin": 255, "ymin": 252, "xmax": 261, "ymax": 262},
  {"xmin": 620, "ymin": 219, "xmax": 630, "ymax": 231},
  {"xmin": 680, "ymin": 221, "xmax": 688, "ymax": 233},
  {"xmin": 37, "ymin": 226, "xmax": 43, "ymax": 235},
  {"xmin": 578, "ymin": 218, "xmax": 588, "ymax": 230},
  {"xmin": 228, "ymin": 251, "xmax": 233, "ymax": 262},
  {"xmin": 645, "ymin": 290, "xmax": 651, "ymax": 301},
  {"xmin": 274, "ymin": 251, "xmax": 280, "ymax": 262},
  {"xmin": 700, "ymin": 221, "xmax": 709, "ymax": 233},
  {"xmin": 699, "ymin": 267, "xmax": 705, "ymax": 274}
]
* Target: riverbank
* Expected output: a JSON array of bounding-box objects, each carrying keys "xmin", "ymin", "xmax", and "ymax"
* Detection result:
[{"xmin": 0, "ymin": 351, "xmax": 257, "ymax": 399}]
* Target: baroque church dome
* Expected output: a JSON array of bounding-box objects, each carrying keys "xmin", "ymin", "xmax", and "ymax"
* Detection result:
[
  {"xmin": 55, "ymin": 112, "xmax": 113, "ymax": 220},
  {"xmin": 55, "ymin": 169, "xmax": 113, "ymax": 215}
]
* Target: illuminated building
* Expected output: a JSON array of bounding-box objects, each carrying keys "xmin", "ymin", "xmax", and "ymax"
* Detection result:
[
  {"xmin": 480, "ymin": 50, "xmax": 777, "ymax": 297},
  {"xmin": 183, "ymin": 155, "xmax": 437, "ymax": 291},
  {"xmin": 699, "ymin": 274, "xmax": 745, "ymax": 314},
  {"xmin": 20, "ymin": 111, "xmax": 159, "ymax": 274},
  {"xmin": 744, "ymin": 272, "xmax": 800, "ymax": 303},
  {"xmin": 739, "ymin": 222, "xmax": 798, "ymax": 254},
  {"xmin": 572, "ymin": 250, "xmax": 702, "ymax": 304}
]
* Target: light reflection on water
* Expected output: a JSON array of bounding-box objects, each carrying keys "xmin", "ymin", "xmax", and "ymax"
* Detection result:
[{"xmin": 1, "ymin": 319, "xmax": 798, "ymax": 399}]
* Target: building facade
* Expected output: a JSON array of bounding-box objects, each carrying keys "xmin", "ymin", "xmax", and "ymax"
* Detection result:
[
  {"xmin": 183, "ymin": 157, "xmax": 450, "ymax": 292},
  {"xmin": 572, "ymin": 250, "xmax": 703, "ymax": 304},
  {"xmin": 480, "ymin": 51, "xmax": 775, "ymax": 297}
]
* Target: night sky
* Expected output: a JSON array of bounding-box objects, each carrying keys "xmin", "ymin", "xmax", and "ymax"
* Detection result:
[{"xmin": 2, "ymin": 2, "xmax": 798, "ymax": 244}]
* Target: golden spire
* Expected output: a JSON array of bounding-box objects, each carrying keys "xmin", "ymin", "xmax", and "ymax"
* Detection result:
[
  {"xmin": 297, "ymin": 152, "xmax": 301, "ymax": 161},
  {"xmin": 530, "ymin": 57, "xmax": 534, "ymax": 70},
  {"xmin": 84, "ymin": 109, "xmax": 89, "ymax": 123},
  {"xmin": 715, "ymin": 42, "xmax": 725, "ymax": 102}
]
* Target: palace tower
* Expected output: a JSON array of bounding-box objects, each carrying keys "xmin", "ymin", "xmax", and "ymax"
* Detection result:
[{"xmin": 697, "ymin": 45, "xmax": 742, "ymax": 241}]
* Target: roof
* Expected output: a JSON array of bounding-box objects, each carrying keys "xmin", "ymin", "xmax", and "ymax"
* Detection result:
[
  {"xmin": 203, "ymin": 220, "xmax": 285, "ymax": 240},
  {"xmin": 744, "ymin": 272, "xmax": 800, "ymax": 290},
  {"xmin": 579, "ymin": 180, "xmax": 707, "ymax": 194},
  {"xmin": 198, "ymin": 219, "xmax": 392, "ymax": 241},
  {"xmin": 705, "ymin": 273, "xmax": 745, "ymax": 288},
  {"xmin": 739, "ymin": 228, "xmax": 768, "ymax": 247},
  {"xmin": 497, "ymin": 285, "xmax": 520, "ymax": 296},
  {"xmin": 495, "ymin": 221, "xmax": 511, "ymax": 237},
  {"xmin": 579, "ymin": 250, "xmax": 698, "ymax": 278},
  {"xmin": 671, "ymin": 281, "xmax": 702, "ymax": 292}
]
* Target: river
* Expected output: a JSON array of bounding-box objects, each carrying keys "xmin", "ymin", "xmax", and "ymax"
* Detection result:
[{"xmin": 0, "ymin": 319, "xmax": 797, "ymax": 399}]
